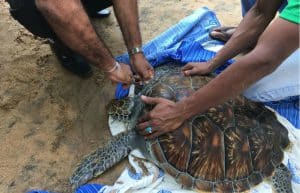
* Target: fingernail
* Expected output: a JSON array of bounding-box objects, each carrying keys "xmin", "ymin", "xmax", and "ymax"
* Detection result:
[{"xmin": 210, "ymin": 31, "xmax": 217, "ymax": 36}]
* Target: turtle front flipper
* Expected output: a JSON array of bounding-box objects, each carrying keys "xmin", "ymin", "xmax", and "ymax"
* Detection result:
[
  {"xmin": 272, "ymin": 164, "xmax": 293, "ymax": 193},
  {"xmin": 70, "ymin": 130, "xmax": 137, "ymax": 190}
]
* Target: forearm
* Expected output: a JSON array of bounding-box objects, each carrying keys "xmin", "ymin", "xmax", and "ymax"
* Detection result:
[
  {"xmin": 208, "ymin": 0, "xmax": 282, "ymax": 70},
  {"xmin": 35, "ymin": 0, "xmax": 115, "ymax": 71},
  {"xmin": 181, "ymin": 51, "xmax": 277, "ymax": 119},
  {"xmin": 180, "ymin": 17, "xmax": 299, "ymax": 119},
  {"xmin": 112, "ymin": 0, "xmax": 142, "ymax": 50}
]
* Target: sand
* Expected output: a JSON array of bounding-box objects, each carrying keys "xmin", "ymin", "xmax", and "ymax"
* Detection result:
[{"xmin": 0, "ymin": 0, "xmax": 241, "ymax": 192}]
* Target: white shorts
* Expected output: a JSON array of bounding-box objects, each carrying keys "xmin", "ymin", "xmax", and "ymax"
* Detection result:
[{"xmin": 244, "ymin": 49, "xmax": 300, "ymax": 102}]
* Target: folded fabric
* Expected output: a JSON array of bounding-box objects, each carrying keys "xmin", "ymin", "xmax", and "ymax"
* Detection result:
[
  {"xmin": 115, "ymin": 7, "xmax": 230, "ymax": 99},
  {"xmin": 99, "ymin": 150, "xmax": 197, "ymax": 193}
]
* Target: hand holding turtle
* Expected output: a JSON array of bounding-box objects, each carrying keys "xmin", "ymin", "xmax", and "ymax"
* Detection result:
[
  {"xmin": 137, "ymin": 95, "xmax": 185, "ymax": 139},
  {"xmin": 182, "ymin": 61, "xmax": 215, "ymax": 76},
  {"xmin": 105, "ymin": 61, "xmax": 133, "ymax": 88},
  {"xmin": 130, "ymin": 53, "xmax": 154, "ymax": 83}
]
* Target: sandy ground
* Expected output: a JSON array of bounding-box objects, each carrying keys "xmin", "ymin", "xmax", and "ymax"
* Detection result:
[{"xmin": 0, "ymin": 0, "xmax": 241, "ymax": 192}]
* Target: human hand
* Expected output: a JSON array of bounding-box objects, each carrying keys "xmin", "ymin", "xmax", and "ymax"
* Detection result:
[
  {"xmin": 136, "ymin": 95, "xmax": 186, "ymax": 139},
  {"xmin": 130, "ymin": 53, "xmax": 154, "ymax": 83},
  {"xmin": 106, "ymin": 62, "xmax": 133, "ymax": 88},
  {"xmin": 182, "ymin": 62, "xmax": 214, "ymax": 76}
]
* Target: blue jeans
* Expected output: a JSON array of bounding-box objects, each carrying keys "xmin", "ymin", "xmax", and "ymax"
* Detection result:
[{"xmin": 241, "ymin": 0, "xmax": 287, "ymax": 16}]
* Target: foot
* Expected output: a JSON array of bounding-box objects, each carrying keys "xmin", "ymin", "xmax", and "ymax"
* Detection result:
[
  {"xmin": 90, "ymin": 9, "xmax": 111, "ymax": 18},
  {"xmin": 209, "ymin": 26, "xmax": 236, "ymax": 42},
  {"xmin": 49, "ymin": 40, "xmax": 93, "ymax": 78}
]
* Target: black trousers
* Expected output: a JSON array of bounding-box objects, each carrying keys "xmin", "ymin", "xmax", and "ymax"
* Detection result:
[{"xmin": 7, "ymin": 0, "xmax": 112, "ymax": 39}]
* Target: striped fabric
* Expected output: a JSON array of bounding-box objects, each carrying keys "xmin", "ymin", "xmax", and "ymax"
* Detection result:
[
  {"xmin": 27, "ymin": 184, "xmax": 103, "ymax": 193},
  {"xmin": 75, "ymin": 184, "xmax": 103, "ymax": 193},
  {"xmin": 265, "ymin": 96, "xmax": 300, "ymax": 129}
]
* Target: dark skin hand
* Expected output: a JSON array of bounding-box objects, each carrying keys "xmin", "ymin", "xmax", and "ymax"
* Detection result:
[
  {"xmin": 113, "ymin": 0, "xmax": 154, "ymax": 82},
  {"xmin": 182, "ymin": 61, "xmax": 214, "ymax": 76},
  {"xmin": 130, "ymin": 53, "xmax": 154, "ymax": 83},
  {"xmin": 106, "ymin": 62, "xmax": 133, "ymax": 89},
  {"xmin": 136, "ymin": 96, "xmax": 185, "ymax": 139},
  {"xmin": 137, "ymin": 0, "xmax": 299, "ymax": 139},
  {"xmin": 35, "ymin": 0, "xmax": 153, "ymax": 85}
]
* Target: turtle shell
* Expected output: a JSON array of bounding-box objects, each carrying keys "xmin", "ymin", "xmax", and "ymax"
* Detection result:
[{"xmin": 142, "ymin": 64, "xmax": 290, "ymax": 192}]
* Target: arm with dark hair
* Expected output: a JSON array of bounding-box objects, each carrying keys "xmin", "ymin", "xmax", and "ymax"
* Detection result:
[
  {"xmin": 112, "ymin": 0, "xmax": 154, "ymax": 82},
  {"xmin": 35, "ymin": 0, "xmax": 133, "ymax": 85}
]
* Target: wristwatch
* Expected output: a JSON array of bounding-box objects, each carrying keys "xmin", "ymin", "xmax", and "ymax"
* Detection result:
[{"xmin": 128, "ymin": 46, "xmax": 143, "ymax": 56}]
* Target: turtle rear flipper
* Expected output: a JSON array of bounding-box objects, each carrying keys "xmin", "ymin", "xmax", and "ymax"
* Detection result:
[
  {"xmin": 272, "ymin": 164, "xmax": 293, "ymax": 193},
  {"xmin": 70, "ymin": 130, "xmax": 137, "ymax": 189}
]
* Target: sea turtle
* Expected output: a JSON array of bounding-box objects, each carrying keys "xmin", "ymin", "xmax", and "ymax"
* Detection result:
[{"xmin": 70, "ymin": 63, "xmax": 293, "ymax": 193}]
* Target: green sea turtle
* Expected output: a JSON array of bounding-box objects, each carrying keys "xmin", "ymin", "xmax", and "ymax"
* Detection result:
[{"xmin": 70, "ymin": 63, "xmax": 293, "ymax": 193}]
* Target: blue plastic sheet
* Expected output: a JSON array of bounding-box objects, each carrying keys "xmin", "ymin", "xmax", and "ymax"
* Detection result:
[{"xmin": 265, "ymin": 96, "xmax": 300, "ymax": 128}]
